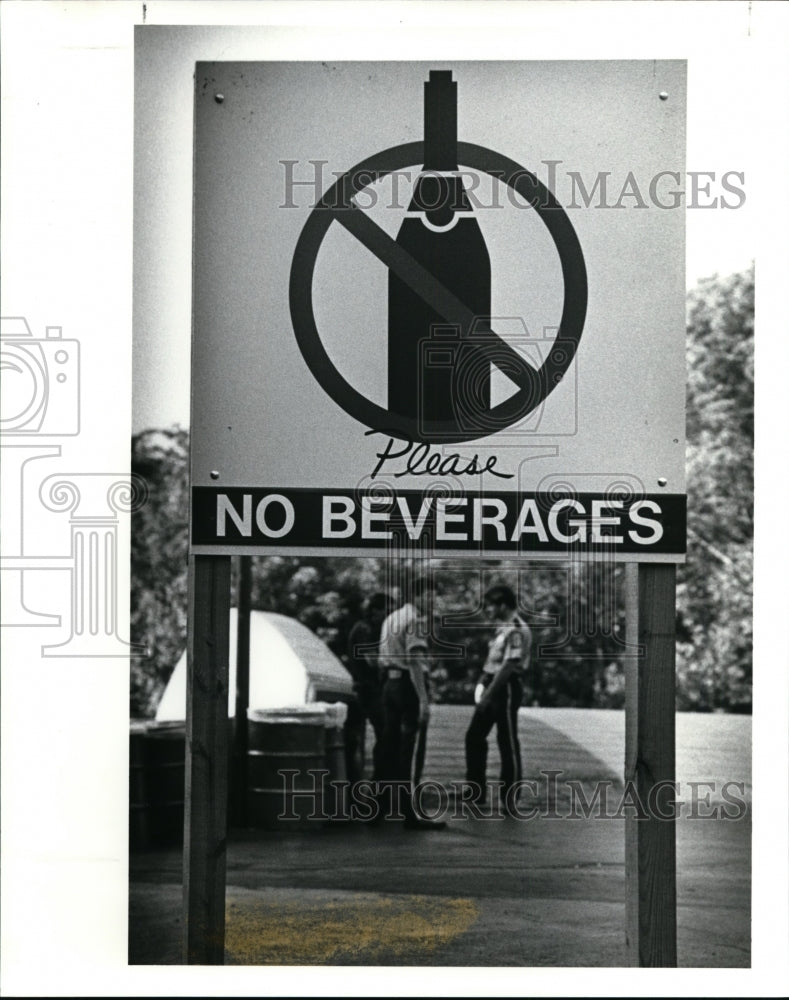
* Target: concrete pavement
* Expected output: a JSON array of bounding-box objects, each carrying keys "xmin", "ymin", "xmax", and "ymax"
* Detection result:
[{"xmin": 129, "ymin": 706, "xmax": 751, "ymax": 966}]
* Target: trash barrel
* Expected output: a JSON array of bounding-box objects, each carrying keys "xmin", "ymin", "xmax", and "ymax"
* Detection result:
[
  {"xmin": 129, "ymin": 721, "xmax": 150, "ymax": 850},
  {"xmin": 144, "ymin": 720, "xmax": 186, "ymax": 846},
  {"xmin": 246, "ymin": 707, "xmax": 327, "ymax": 830},
  {"xmin": 320, "ymin": 702, "xmax": 349, "ymax": 820}
]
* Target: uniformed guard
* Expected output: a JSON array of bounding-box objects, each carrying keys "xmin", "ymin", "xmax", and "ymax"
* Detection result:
[
  {"xmin": 377, "ymin": 576, "xmax": 445, "ymax": 830},
  {"xmin": 465, "ymin": 584, "xmax": 532, "ymax": 808},
  {"xmin": 344, "ymin": 592, "xmax": 392, "ymax": 784}
]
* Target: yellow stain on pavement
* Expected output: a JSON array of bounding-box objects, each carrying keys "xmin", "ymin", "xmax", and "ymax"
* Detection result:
[{"xmin": 225, "ymin": 892, "xmax": 479, "ymax": 965}]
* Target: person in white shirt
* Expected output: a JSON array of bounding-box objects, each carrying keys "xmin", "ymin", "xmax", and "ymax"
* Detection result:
[
  {"xmin": 377, "ymin": 575, "xmax": 445, "ymax": 830},
  {"xmin": 465, "ymin": 584, "xmax": 532, "ymax": 808}
]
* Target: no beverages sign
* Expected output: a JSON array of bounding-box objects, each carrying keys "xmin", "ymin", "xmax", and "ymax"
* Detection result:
[{"xmin": 190, "ymin": 61, "xmax": 687, "ymax": 560}]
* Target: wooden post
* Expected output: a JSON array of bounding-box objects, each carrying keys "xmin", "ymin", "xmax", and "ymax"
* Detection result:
[
  {"xmin": 183, "ymin": 554, "xmax": 231, "ymax": 965},
  {"xmin": 624, "ymin": 562, "xmax": 678, "ymax": 966},
  {"xmin": 232, "ymin": 555, "xmax": 252, "ymax": 825}
]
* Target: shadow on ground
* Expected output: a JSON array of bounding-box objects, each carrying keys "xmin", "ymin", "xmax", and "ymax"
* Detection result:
[{"xmin": 129, "ymin": 706, "xmax": 750, "ymax": 967}]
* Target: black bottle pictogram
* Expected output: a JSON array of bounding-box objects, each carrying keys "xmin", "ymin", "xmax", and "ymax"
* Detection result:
[{"xmin": 388, "ymin": 70, "xmax": 492, "ymax": 438}]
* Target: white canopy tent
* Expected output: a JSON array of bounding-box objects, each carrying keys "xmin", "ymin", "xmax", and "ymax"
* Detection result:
[{"xmin": 155, "ymin": 609, "xmax": 354, "ymax": 722}]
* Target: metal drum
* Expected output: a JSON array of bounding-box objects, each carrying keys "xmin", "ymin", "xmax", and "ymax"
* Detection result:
[
  {"xmin": 129, "ymin": 721, "xmax": 150, "ymax": 850},
  {"xmin": 246, "ymin": 707, "xmax": 327, "ymax": 830},
  {"xmin": 321, "ymin": 702, "xmax": 349, "ymax": 820},
  {"xmin": 144, "ymin": 720, "xmax": 186, "ymax": 847}
]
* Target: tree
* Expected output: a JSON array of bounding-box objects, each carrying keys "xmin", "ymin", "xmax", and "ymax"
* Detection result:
[
  {"xmin": 130, "ymin": 427, "xmax": 189, "ymax": 717},
  {"xmin": 678, "ymin": 264, "xmax": 754, "ymax": 711}
]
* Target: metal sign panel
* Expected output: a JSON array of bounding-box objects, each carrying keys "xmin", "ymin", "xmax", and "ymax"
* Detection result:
[{"xmin": 190, "ymin": 61, "xmax": 686, "ymax": 559}]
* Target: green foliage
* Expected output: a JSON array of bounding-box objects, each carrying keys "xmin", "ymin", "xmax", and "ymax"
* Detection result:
[
  {"xmin": 130, "ymin": 427, "xmax": 189, "ymax": 717},
  {"xmin": 130, "ymin": 266, "xmax": 753, "ymax": 714},
  {"xmin": 678, "ymin": 264, "xmax": 753, "ymax": 711},
  {"xmin": 245, "ymin": 555, "xmax": 387, "ymax": 658},
  {"xmin": 429, "ymin": 562, "xmax": 628, "ymax": 709}
]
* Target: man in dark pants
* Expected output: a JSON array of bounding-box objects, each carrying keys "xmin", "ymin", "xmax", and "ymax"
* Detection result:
[
  {"xmin": 344, "ymin": 592, "xmax": 391, "ymax": 783},
  {"xmin": 377, "ymin": 576, "xmax": 445, "ymax": 830},
  {"xmin": 465, "ymin": 584, "xmax": 532, "ymax": 810}
]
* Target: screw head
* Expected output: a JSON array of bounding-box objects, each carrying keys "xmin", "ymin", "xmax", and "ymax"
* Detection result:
[
  {"xmin": 657, "ymin": 477, "xmax": 668, "ymax": 487},
  {"xmin": 214, "ymin": 93, "xmax": 224, "ymax": 104},
  {"xmin": 659, "ymin": 91, "xmax": 669, "ymax": 101},
  {"xmin": 210, "ymin": 470, "xmax": 220, "ymax": 480}
]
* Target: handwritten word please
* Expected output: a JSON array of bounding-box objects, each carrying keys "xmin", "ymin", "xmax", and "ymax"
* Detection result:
[{"xmin": 368, "ymin": 433, "xmax": 514, "ymax": 480}]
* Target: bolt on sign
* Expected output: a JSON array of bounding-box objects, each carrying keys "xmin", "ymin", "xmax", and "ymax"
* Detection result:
[{"xmin": 190, "ymin": 61, "xmax": 686, "ymax": 561}]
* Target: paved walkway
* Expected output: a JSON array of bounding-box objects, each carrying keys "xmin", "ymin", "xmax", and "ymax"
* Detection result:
[{"xmin": 129, "ymin": 706, "xmax": 751, "ymax": 966}]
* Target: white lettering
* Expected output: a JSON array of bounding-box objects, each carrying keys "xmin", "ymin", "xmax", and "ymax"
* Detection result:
[
  {"xmin": 436, "ymin": 497, "xmax": 468, "ymax": 540},
  {"xmin": 591, "ymin": 500, "xmax": 624, "ymax": 544},
  {"xmin": 548, "ymin": 498, "xmax": 586, "ymax": 543},
  {"xmin": 361, "ymin": 496, "xmax": 392, "ymax": 540},
  {"xmin": 396, "ymin": 496, "xmax": 433, "ymax": 539},
  {"xmin": 216, "ymin": 494, "xmax": 251, "ymax": 537},
  {"xmin": 473, "ymin": 498, "xmax": 508, "ymax": 542},
  {"xmin": 255, "ymin": 494, "xmax": 295, "ymax": 538},
  {"xmin": 628, "ymin": 500, "xmax": 664, "ymax": 544},
  {"xmin": 322, "ymin": 496, "xmax": 356, "ymax": 539},
  {"xmin": 510, "ymin": 498, "xmax": 549, "ymax": 543}
]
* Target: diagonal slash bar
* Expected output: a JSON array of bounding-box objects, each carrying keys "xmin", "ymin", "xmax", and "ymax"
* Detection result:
[{"xmin": 333, "ymin": 204, "xmax": 536, "ymax": 388}]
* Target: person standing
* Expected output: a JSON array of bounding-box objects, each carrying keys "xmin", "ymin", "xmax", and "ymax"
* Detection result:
[
  {"xmin": 465, "ymin": 584, "xmax": 532, "ymax": 809},
  {"xmin": 377, "ymin": 576, "xmax": 445, "ymax": 830},
  {"xmin": 411, "ymin": 601, "xmax": 441, "ymax": 787},
  {"xmin": 344, "ymin": 592, "xmax": 391, "ymax": 784}
]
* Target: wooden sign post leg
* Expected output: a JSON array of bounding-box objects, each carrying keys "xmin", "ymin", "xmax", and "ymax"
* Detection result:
[
  {"xmin": 624, "ymin": 562, "xmax": 678, "ymax": 966},
  {"xmin": 183, "ymin": 554, "xmax": 232, "ymax": 965}
]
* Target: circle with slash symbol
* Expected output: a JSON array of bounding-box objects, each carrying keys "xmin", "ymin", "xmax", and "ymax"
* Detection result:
[{"xmin": 289, "ymin": 141, "xmax": 587, "ymax": 444}]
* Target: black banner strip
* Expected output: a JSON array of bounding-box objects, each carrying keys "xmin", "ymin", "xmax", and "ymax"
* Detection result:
[{"xmin": 191, "ymin": 486, "xmax": 686, "ymax": 555}]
